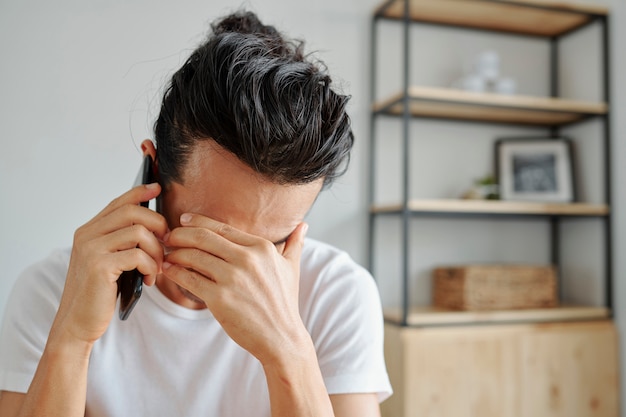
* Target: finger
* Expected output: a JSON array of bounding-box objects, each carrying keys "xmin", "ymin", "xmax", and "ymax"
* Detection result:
[
  {"xmin": 161, "ymin": 262, "xmax": 216, "ymax": 299},
  {"xmin": 165, "ymin": 226, "xmax": 239, "ymax": 262},
  {"xmin": 179, "ymin": 213, "xmax": 257, "ymax": 246},
  {"xmin": 94, "ymin": 183, "xmax": 162, "ymax": 221},
  {"xmin": 109, "ymin": 248, "xmax": 160, "ymax": 281},
  {"xmin": 89, "ymin": 202, "xmax": 169, "ymax": 240},
  {"xmin": 164, "ymin": 248, "xmax": 228, "ymax": 283},
  {"xmin": 100, "ymin": 224, "xmax": 165, "ymax": 268},
  {"xmin": 143, "ymin": 273, "xmax": 157, "ymax": 287},
  {"xmin": 282, "ymin": 222, "xmax": 308, "ymax": 262}
]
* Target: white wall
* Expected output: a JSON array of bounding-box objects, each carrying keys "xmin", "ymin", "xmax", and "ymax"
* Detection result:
[
  {"xmin": 1, "ymin": 0, "xmax": 626, "ymax": 413},
  {"xmin": 0, "ymin": 0, "xmax": 380, "ymax": 314}
]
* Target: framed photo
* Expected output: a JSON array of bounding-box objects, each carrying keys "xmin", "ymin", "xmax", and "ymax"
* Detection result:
[{"xmin": 495, "ymin": 137, "xmax": 575, "ymax": 202}]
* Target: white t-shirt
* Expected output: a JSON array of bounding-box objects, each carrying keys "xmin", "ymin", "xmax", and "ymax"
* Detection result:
[{"xmin": 0, "ymin": 238, "xmax": 392, "ymax": 416}]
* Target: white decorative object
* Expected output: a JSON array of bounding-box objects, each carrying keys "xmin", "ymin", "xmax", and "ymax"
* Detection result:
[
  {"xmin": 495, "ymin": 77, "xmax": 517, "ymax": 95},
  {"xmin": 475, "ymin": 50, "xmax": 500, "ymax": 81},
  {"xmin": 461, "ymin": 74, "xmax": 487, "ymax": 92},
  {"xmin": 453, "ymin": 50, "xmax": 517, "ymax": 95}
]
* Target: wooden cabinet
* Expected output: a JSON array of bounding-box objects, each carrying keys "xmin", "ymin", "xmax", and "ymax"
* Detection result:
[{"xmin": 382, "ymin": 320, "xmax": 619, "ymax": 417}]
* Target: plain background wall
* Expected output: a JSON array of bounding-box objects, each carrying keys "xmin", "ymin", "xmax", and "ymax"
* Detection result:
[
  {"xmin": 0, "ymin": 0, "xmax": 378, "ymax": 308},
  {"xmin": 1, "ymin": 0, "xmax": 625, "ymax": 412}
]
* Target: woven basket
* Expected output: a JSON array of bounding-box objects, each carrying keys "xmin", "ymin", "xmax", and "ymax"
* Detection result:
[{"xmin": 432, "ymin": 265, "xmax": 558, "ymax": 311}]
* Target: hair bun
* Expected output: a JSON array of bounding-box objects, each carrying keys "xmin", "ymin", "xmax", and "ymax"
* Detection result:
[{"xmin": 212, "ymin": 10, "xmax": 280, "ymax": 38}]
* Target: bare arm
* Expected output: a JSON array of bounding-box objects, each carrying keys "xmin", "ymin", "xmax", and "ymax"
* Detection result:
[
  {"xmin": 263, "ymin": 336, "xmax": 334, "ymax": 417},
  {"xmin": 0, "ymin": 392, "xmax": 24, "ymax": 417},
  {"xmin": 330, "ymin": 393, "xmax": 381, "ymax": 417},
  {"xmin": 263, "ymin": 356, "xmax": 382, "ymax": 417},
  {"xmin": 2, "ymin": 380, "xmax": 382, "ymax": 417},
  {"xmin": 0, "ymin": 311, "xmax": 93, "ymax": 417},
  {"xmin": 0, "ymin": 184, "xmax": 167, "ymax": 417},
  {"xmin": 8, "ymin": 332, "xmax": 92, "ymax": 417}
]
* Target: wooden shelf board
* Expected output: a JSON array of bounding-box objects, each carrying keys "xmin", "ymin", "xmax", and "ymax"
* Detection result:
[
  {"xmin": 375, "ymin": 0, "xmax": 607, "ymax": 37},
  {"xmin": 384, "ymin": 305, "xmax": 610, "ymax": 326},
  {"xmin": 373, "ymin": 86, "xmax": 608, "ymax": 126},
  {"xmin": 372, "ymin": 199, "xmax": 609, "ymax": 216}
]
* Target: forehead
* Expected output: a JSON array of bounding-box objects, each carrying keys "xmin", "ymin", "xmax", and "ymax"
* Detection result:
[{"xmin": 165, "ymin": 141, "xmax": 322, "ymax": 241}]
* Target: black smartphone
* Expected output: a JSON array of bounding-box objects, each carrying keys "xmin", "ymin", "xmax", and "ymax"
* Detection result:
[{"xmin": 117, "ymin": 155, "xmax": 155, "ymax": 320}]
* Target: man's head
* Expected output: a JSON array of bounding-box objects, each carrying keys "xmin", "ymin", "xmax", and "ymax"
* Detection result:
[
  {"xmin": 153, "ymin": 10, "xmax": 354, "ymax": 188},
  {"xmin": 145, "ymin": 11, "xmax": 353, "ymax": 307}
]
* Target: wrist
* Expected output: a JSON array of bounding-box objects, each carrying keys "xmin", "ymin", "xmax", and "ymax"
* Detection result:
[
  {"xmin": 18, "ymin": 320, "xmax": 93, "ymax": 417},
  {"xmin": 261, "ymin": 328, "xmax": 334, "ymax": 417},
  {"xmin": 261, "ymin": 326, "xmax": 317, "ymax": 373},
  {"xmin": 46, "ymin": 323, "xmax": 95, "ymax": 362}
]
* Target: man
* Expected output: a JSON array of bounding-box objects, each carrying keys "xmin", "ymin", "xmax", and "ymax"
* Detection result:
[{"xmin": 0, "ymin": 10, "xmax": 391, "ymax": 416}]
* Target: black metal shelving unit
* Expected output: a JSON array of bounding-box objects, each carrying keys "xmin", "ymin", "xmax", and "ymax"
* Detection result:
[{"xmin": 367, "ymin": 0, "xmax": 612, "ymax": 327}]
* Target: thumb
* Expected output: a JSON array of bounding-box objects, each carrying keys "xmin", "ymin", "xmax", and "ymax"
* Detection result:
[{"xmin": 282, "ymin": 222, "xmax": 308, "ymax": 261}]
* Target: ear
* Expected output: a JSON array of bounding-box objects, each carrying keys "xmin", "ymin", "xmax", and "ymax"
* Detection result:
[{"xmin": 141, "ymin": 139, "xmax": 157, "ymax": 160}]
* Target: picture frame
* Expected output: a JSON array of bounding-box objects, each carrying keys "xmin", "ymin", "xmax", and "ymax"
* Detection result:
[{"xmin": 495, "ymin": 137, "xmax": 576, "ymax": 203}]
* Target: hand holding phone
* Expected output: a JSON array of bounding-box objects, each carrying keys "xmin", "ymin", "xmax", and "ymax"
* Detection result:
[{"xmin": 117, "ymin": 155, "xmax": 156, "ymax": 320}]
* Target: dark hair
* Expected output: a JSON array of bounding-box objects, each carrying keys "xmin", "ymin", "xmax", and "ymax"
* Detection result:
[{"xmin": 154, "ymin": 11, "xmax": 354, "ymax": 187}]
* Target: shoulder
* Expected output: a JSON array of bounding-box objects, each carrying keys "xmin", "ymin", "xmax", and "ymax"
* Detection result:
[
  {"xmin": 300, "ymin": 238, "xmax": 372, "ymax": 284},
  {"xmin": 0, "ymin": 249, "xmax": 71, "ymax": 393},
  {"xmin": 299, "ymin": 239, "xmax": 392, "ymax": 400},
  {"xmin": 299, "ymin": 237, "xmax": 381, "ymax": 328},
  {"xmin": 3, "ymin": 249, "xmax": 70, "ymax": 329},
  {"xmin": 10, "ymin": 249, "xmax": 70, "ymax": 302}
]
